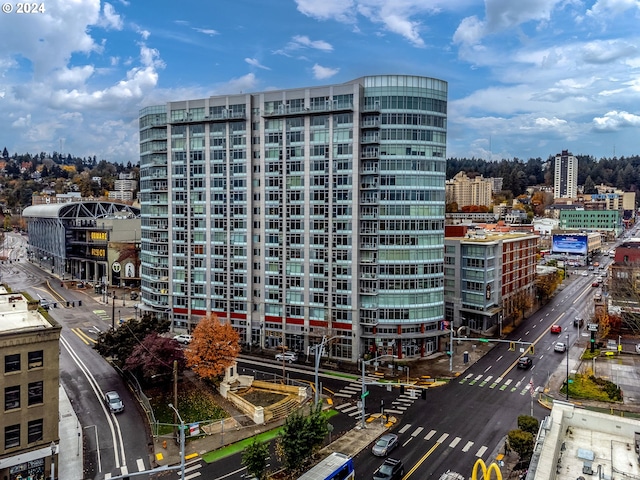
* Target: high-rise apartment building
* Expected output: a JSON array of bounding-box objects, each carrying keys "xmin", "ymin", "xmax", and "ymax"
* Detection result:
[
  {"xmin": 553, "ymin": 150, "xmax": 577, "ymax": 199},
  {"xmin": 445, "ymin": 171, "xmax": 493, "ymax": 208},
  {"xmin": 139, "ymin": 75, "xmax": 448, "ymax": 361}
]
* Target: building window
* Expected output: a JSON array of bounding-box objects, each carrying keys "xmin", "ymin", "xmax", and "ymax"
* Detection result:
[
  {"xmin": 5, "ymin": 385, "xmax": 20, "ymax": 410},
  {"xmin": 5, "ymin": 424, "xmax": 20, "ymax": 449},
  {"xmin": 28, "ymin": 381, "xmax": 43, "ymax": 405},
  {"xmin": 4, "ymin": 353, "xmax": 20, "ymax": 373},
  {"xmin": 28, "ymin": 419, "xmax": 44, "ymax": 443},
  {"xmin": 28, "ymin": 350, "xmax": 44, "ymax": 369}
]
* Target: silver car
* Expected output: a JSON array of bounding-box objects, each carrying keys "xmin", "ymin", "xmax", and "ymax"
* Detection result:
[
  {"xmin": 105, "ymin": 391, "xmax": 124, "ymax": 413},
  {"xmin": 372, "ymin": 433, "xmax": 399, "ymax": 456}
]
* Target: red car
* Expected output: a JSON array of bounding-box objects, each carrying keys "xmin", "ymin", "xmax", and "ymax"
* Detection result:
[{"xmin": 550, "ymin": 325, "xmax": 562, "ymax": 333}]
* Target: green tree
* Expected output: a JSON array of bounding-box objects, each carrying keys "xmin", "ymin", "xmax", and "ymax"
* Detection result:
[
  {"xmin": 94, "ymin": 314, "xmax": 170, "ymax": 366},
  {"xmin": 583, "ymin": 175, "xmax": 596, "ymax": 194},
  {"xmin": 242, "ymin": 437, "xmax": 270, "ymax": 480},
  {"xmin": 507, "ymin": 429, "xmax": 534, "ymax": 463},
  {"xmin": 517, "ymin": 415, "xmax": 539, "ymax": 436},
  {"xmin": 276, "ymin": 403, "xmax": 329, "ymax": 475}
]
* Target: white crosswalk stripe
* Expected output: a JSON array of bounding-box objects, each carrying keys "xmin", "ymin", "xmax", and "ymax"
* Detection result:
[
  {"xmin": 462, "ymin": 440, "xmax": 474, "ymax": 452},
  {"xmin": 449, "ymin": 437, "xmax": 461, "ymax": 448},
  {"xmin": 136, "ymin": 458, "xmax": 145, "ymax": 471},
  {"xmin": 398, "ymin": 424, "xmax": 412, "ymax": 434},
  {"xmin": 411, "ymin": 427, "xmax": 424, "ymax": 437},
  {"xmin": 476, "ymin": 445, "xmax": 488, "ymax": 457},
  {"xmin": 424, "ymin": 430, "xmax": 436, "ymax": 440}
]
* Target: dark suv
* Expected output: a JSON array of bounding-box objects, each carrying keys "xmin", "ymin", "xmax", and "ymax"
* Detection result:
[
  {"xmin": 373, "ymin": 458, "xmax": 404, "ymax": 480},
  {"xmin": 517, "ymin": 357, "xmax": 533, "ymax": 369}
]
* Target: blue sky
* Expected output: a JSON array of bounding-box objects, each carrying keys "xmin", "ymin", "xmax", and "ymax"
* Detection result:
[{"xmin": 1, "ymin": 0, "xmax": 639, "ymax": 164}]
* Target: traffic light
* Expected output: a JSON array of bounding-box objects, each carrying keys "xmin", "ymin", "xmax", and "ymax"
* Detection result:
[
  {"xmin": 528, "ymin": 345, "xmax": 535, "ymax": 355},
  {"xmin": 509, "ymin": 342, "xmax": 515, "ymax": 351}
]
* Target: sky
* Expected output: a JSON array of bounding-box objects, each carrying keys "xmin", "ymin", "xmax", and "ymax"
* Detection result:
[{"xmin": 0, "ymin": 0, "xmax": 639, "ymax": 164}]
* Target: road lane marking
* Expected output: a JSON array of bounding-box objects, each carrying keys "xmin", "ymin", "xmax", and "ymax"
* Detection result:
[
  {"xmin": 403, "ymin": 441, "xmax": 440, "ymax": 480},
  {"xmin": 136, "ymin": 458, "xmax": 145, "ymax": 471},
  {"xmin": 462, "ymin": 440, "xmax": 474, "ymax": 452},
  {"xmin": 399, "ymin": 424, "xmax": 412, "ymax": 434},
  {"xmin": 411, "ymin": 427, "xmax": 424, "ymax": 437},
  {"xmin": 424, "ymin": 430, "xmax": 436, "ymax": 440},
  {"xmin": 449, "ymin": 437, "xmax": 461, "ymax": 448},
  {"xmin": 476, "ymin": 445, "xmax": 488, "ymax": 457},
  {"xmin": 437, "ymin": 433, "xmax": 449, "ymax": 443}
]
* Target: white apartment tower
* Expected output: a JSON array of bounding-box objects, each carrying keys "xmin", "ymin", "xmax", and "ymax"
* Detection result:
[
  {"xmin": 553, "ymin": 150, "xmax": 577, "ymax": 199},
  {"xmin": 138, "ymin": 75, "xmax": 448, "ymax": 362}
]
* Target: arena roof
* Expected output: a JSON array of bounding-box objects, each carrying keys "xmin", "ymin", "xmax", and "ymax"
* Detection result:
[{"xmin": 23, "ymin": 201, "xmax": 140, "ymax": 219}]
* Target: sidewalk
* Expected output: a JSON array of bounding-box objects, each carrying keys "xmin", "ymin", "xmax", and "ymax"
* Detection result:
[{"xmin": 58, "ymin": 385, "xmax": 84, "ymax": 480}]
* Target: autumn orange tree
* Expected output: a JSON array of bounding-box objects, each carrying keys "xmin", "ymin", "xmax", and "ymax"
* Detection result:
[{"xmin": 185, "ymin": 313, "xmax": 241, "ymax": 380}]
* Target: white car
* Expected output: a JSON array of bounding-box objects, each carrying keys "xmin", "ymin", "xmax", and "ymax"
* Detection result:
[
  {"xmin": 554, "ymin": 342, "xmax": 567, "ymax": 353},
  {"xmin": 275, "ymin": 352, "xmax": 298, "ymax": 363},
  {"xmin": 173, "ymin": 334, "xmax": 192, "ymax": 345}
]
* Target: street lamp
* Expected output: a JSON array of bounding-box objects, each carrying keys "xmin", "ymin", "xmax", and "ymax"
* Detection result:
[
  {"xmin": 312, "ymin": 335, "xmax": 349, "ymax": 407},
  {"xmin": 167, "ymin": 403, "xmax": 185, "ymax": 480},
  {"xmin": 50, "ymin": 441, "xmax": 56, "ymax": 480},
  {"xmin": 566, "ymin": 333, "xmax": 570, "ymax": 401}
]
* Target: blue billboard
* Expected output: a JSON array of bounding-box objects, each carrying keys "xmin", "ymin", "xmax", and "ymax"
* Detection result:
[{"xmin": 552, "ymin": 234, "xmax": 588, "ymax": 255}]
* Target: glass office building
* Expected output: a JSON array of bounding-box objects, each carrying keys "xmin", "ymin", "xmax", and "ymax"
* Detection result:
[{"xmin": 139, "ymin": 75, "xmax": 447, "ymax": 362}]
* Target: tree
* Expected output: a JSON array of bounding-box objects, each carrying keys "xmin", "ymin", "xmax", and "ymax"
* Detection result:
[
  {"xmin": 536, "ymin": 271, "xmax": 560, "ymax": 303},
  {"xmin": 511, "ymin": 291, "xmax": 534, "ymax": 325},
  {"xmin": 123, "ymin": 333, "xmax": 186, "ymax": 384},
  {"xmin": 242, "ymin": 437, "xmax": 270, "ymax": 480},
  {"xmin": 517, "ymin": 415, "xmax": 539, "ymax": 436},
  {"xmin": 185, "ymin": 314, "xmax": 241, "ymax": 380},
  {"xmin": 275, "ymin": 403, "xmax": 328, "ymax": 475},
  {"xmin": 507, "ymin": 429, "xmax": 535, "ymax": 465},
  {"xmin": 94, "ymin": 314, "xmax": 170, "ymax": 366}
]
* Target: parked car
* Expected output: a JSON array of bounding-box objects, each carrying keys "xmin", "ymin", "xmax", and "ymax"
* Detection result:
[
  {"xmin": 373, "ymin": 458, "xmax": 404, "ymax": 480},
  {"xmin": 275, "ymin": 351, "xmax": 298, "ymax": 363},
  {"xmin": 173, "ymin": 334, "xmax": 192, "ymax": 345},
  {"xmin": 517, "ymin": 357, "xmax": 533, "ymax": 369},
  {"xmin": 554, "ymin": 342, "xmax": 567, "ymax": 353},
  {"xmin": 105, "ymin": 391, "xmax": 124, "ymax": 413},
  {"xmin": 592, "ymin": 282, "xmax": 600, "ymax": 287},
  {"xmin": 550, "ymin": 325, "xmax": 562, "ymax": 334},
  {"xmin": 372, "ymin": 433, "xmax": 399, "ymax": 457},
  {"xmin": 573, "ymin": 317, "xmax": 584, "ymax": 328}
]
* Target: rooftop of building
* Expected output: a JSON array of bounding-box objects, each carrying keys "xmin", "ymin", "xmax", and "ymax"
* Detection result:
[
  {"xmin": 0, "ymin": 289, "xmax": 53, "ymax": 334},
  {"xmin": 532, "ymin": 401, "xmax": 640, "ymax": 480},
  {"xmin": 445, "ymin": 229, "xmax": 538, "ymax": 242}
]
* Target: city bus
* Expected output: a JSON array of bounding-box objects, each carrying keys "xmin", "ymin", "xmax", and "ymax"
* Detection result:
[{"xmin": 297, "ymin": 452, "xmax": 355, "ymax": 480}]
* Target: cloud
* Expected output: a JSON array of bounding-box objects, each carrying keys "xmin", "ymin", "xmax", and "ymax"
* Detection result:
[
  {"xmin": 312, "ymin": 64, "xmax": 339, "ymax": 79},
  {"xmin": 295, "ymin": 0, "xmax": 357, "ymax": 23},
  {"xmin": 295, "ymin": 0, "xmax": 458, "ymax": 47},
  {"xmin": 210, "ymin": 73, "xmax": 258, "ymax": 95},
  {"xmin": 287, "ymin": 35, "xmax": 334, "ymax": 52},
  {"xmin": 245, "ymin": 58, "xmax": 270, "ymax": 70},
  {"xmin": 98, "ymin": 3, "xmax": 124, "ymax": 30},
  {"xmin": 592, "ymin": 111, "xmax": 640, "ymax": 131},
  {"xmin": 587, "ymin": 0, "xmax": 640, "ymax": 18},
  {"xmin": 581, "ymin": 40, "xmax": 638, "ymax": 64},
  {"xmin": 455, "ymin": 0, "xmax": 565, "ymax": 47},
  {"xmin": 193, "ymin": 27, "xmax": 219, "ymax": 36}
]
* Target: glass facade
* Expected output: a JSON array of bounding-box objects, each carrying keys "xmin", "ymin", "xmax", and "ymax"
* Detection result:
[{"xmin": 139, "ymin": 75, "xmax": 448, "ymax": 362}]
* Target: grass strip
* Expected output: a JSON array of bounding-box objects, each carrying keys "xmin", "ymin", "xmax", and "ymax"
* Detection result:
[{"xmin": 202, "ymin": 409, "xmax": 338, "ymax": 463}]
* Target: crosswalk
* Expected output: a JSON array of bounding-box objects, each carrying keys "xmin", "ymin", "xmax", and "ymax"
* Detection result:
[
  {"xmin": 334, "ymin": 389, "xmax": 421, "ymax": 418},
  {"xmin": 103, "ymin": 457, "xmax": 203, "ymax": 479},
  {"xmin": 458, "ymin": 373, "xmax": 539, "ymax": 396},
  {"xmin": 394, "ymin": 424, "xmax": 491, "ymax": 458}
]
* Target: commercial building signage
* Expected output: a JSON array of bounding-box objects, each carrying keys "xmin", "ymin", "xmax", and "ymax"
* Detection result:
[{"xmin": 552, "ymin": 234, "xmax": 588, "ymax": 255}]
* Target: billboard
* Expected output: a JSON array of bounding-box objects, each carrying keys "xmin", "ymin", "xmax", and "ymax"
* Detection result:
[{"xmin": 552, "ymin": 234, "xmax": 588, "ymax": 255}]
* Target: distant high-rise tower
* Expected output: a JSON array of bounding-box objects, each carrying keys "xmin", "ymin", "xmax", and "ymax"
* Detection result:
[{"xmin": 553, "ymin": 150, "xmax": 577, "ymax": 199}]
